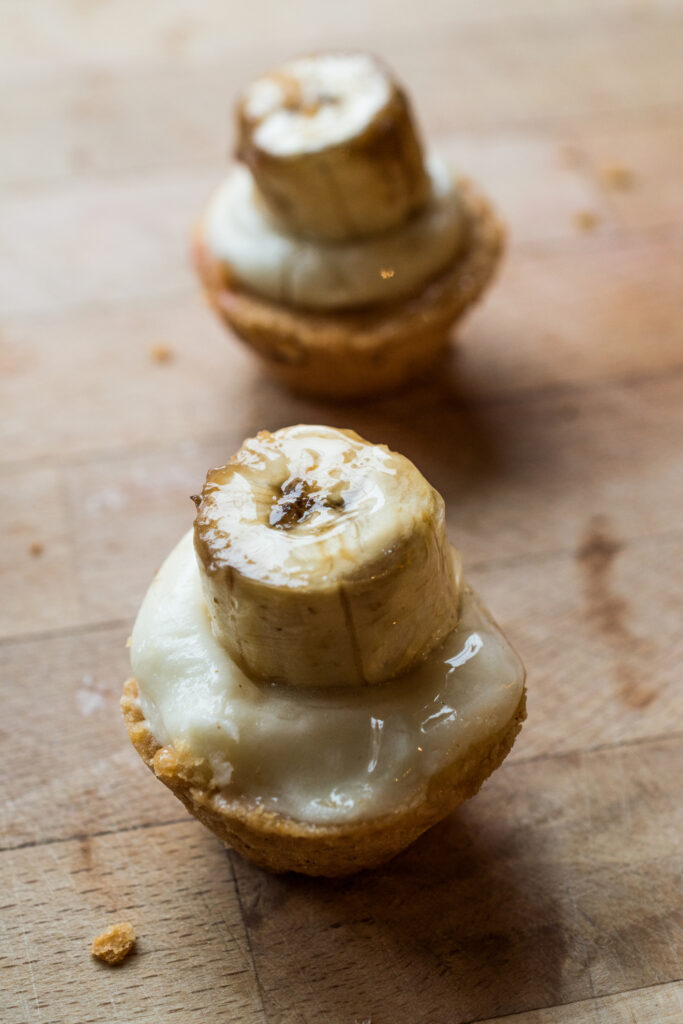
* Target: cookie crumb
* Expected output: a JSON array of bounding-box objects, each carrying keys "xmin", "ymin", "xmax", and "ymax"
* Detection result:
[
  {"xmin": 150, "ymin": 343, "xmax": 173, "ymax": 364},
  {"xmin": 28, "ymin": 541, "xmax": 44, "ymax": 557},
  {"xmin": 91, "ymin": 922, "xmax": 136, "ymax": 965},
  {"xmin": 601, "ymin": 164, "xmax": 634, "ymax": 190},
  {"xmin": 573, "ymin": 210, "xmax": 600, "ymax": 232}
]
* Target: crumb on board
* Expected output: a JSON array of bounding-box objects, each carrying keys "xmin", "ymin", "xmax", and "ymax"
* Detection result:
[
  {"xmin": 149, "ymin": 342, "xmax": 173, "ymax": 364},
  {"xmin": 28, "ymin": 541, "xmax": 44, "ymax": 557},
  {"xmin": 91, "ymin": 922, "xmax": 136, "ymax": 965},
  {"xmin": 573, "ymin": 210, "xmax": 600, "ymax": 232},
  {"xmin": 601, "ymin": 164, "xmax": 634, "ymax": 190}
]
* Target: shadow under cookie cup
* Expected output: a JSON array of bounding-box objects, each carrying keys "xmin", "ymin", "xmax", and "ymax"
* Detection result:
[
  {"xmin": 192, "ymin": 177, "xmax": 505, "ymax": 401},
  {"xmin": 121, "ymin": 677, "xmax": 526, "ymax": 877}
]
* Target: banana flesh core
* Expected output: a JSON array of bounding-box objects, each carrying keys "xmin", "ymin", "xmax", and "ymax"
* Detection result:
[
  {"xmin": 193, "ymin": 425, "xmax": 460, "ymax": 688},
  {"xmin": 237, "ymin": 53, "xmax": 430, "ymax": 241},
  {"xmin": 245, "ymin": 55, "xmax": 391, "ymax": 156}
]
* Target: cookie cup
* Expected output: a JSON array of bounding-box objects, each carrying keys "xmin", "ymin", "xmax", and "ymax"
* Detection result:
[
  {"xmin": 121, "ymin": 677, "xmax": 525, "ymax": 877},
  {"xmin": 193, "ymin": 177, "xmax": 504, "ymax": 400}
]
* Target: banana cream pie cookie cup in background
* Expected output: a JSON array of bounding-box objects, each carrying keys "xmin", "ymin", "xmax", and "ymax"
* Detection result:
[
  {"xmin": 193, "ymin": 53, "xmax": 505, "ymax": 399},
  {"xmin": 123, "ymin": 426, "xmax": 526, "ymax": 876}
]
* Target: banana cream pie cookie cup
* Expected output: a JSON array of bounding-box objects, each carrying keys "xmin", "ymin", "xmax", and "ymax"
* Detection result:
[
  {"xmin": 123, "ymin": 426, "xmax": 526, "ymax": 875},
  {"xmin": 193, "ymin": 53, "xmax": 505, "ymax": 399}
]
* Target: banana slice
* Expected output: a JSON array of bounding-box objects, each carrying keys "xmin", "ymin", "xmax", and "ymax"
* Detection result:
[
  {"xmin": 236, "ymin": 53, "xmax": 430, "ymax": 241},
  {"xmin": 193, "ymin": 425, "xmax": 460, "ymax": 688}
]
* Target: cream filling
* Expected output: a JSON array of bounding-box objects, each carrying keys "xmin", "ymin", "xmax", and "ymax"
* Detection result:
[
  {"xmin": 131, "ymin": 531, "xmax": 524, "ymax": 825},
  {"xmin": 203, "ymin": 153, "xmax": 463, "ymax": 310}
]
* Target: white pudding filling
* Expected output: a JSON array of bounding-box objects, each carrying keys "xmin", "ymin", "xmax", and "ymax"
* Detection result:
[
  {"xmin": 203, "ymin": 153, "xmax": 463, "ymax": 310},
  {"xmin": 131, "ymin": 531, "xmax": 524, "ymax": 825}
]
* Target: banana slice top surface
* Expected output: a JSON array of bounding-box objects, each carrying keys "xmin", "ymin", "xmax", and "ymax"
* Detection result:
[
  {"xmin": 193, "ymin": 425, "xmax": 459, "ymax": 690},
  {"xmin": 203, "ymin": 152, "xmax": 464, "ymax": 310},
  {"xmin": 194, "ymin": 425, "xmax": 439, "ymax": 589},
  {"xmin": 131, "ymin": 530, "xmax": 525, "ymax": 825},
  {"xmin": 242, "ymin": 53, "xmax": 392, "ymax": 157}
]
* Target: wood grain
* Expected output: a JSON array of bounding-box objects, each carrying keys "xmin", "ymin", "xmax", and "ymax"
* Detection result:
[
  {"xmin": 0, "ymin": 464, "xmax": 82, "ymax": 637},
  {"xmin": 573, "ymin": 118, "xmax": 683, "ymax": 231},
  {"xmin": 230, "ymin": 738, "xmax": 682, "ymax": 1024},
  {"xmin": 1, "ymin": 823, "xmax": 266, "ymax": 1024},
  {"xmin": 2, "ymin": 231, "xmax": 681, "ymax": 469},
  {"xmin": 1, "ymin": 741, "xmax": 680, "ymax": 1024},
  {"xmin": 478, "ymin": 982, "xmax": 683, "ymax": 1024},
  {"xmin": 1, "ymin": 1, "xmax": 681, "ymax": 1022}
]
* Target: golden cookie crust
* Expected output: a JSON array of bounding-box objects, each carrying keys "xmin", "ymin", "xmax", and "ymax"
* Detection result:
[
  {"xmin": 192, "ymin": 177, "xmax": 505, "ymax": 399},
  {"xmin": 122, "ymin": 677, "xmax": 525, "ymax": 876},
  {"xmin": 91, "ymin": 922, "xmax": 136, "ymax": 965}
]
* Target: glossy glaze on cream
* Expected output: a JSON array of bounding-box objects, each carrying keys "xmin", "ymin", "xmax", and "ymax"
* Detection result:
[{"xmin": 131, "ymin": 531, "xmax": 525, "ymax": 825}]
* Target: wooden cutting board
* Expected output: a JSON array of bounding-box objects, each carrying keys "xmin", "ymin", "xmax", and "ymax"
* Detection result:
[{"xmin": 1, "ymin": 3, "xmax": 681, "ymax": 1022}]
